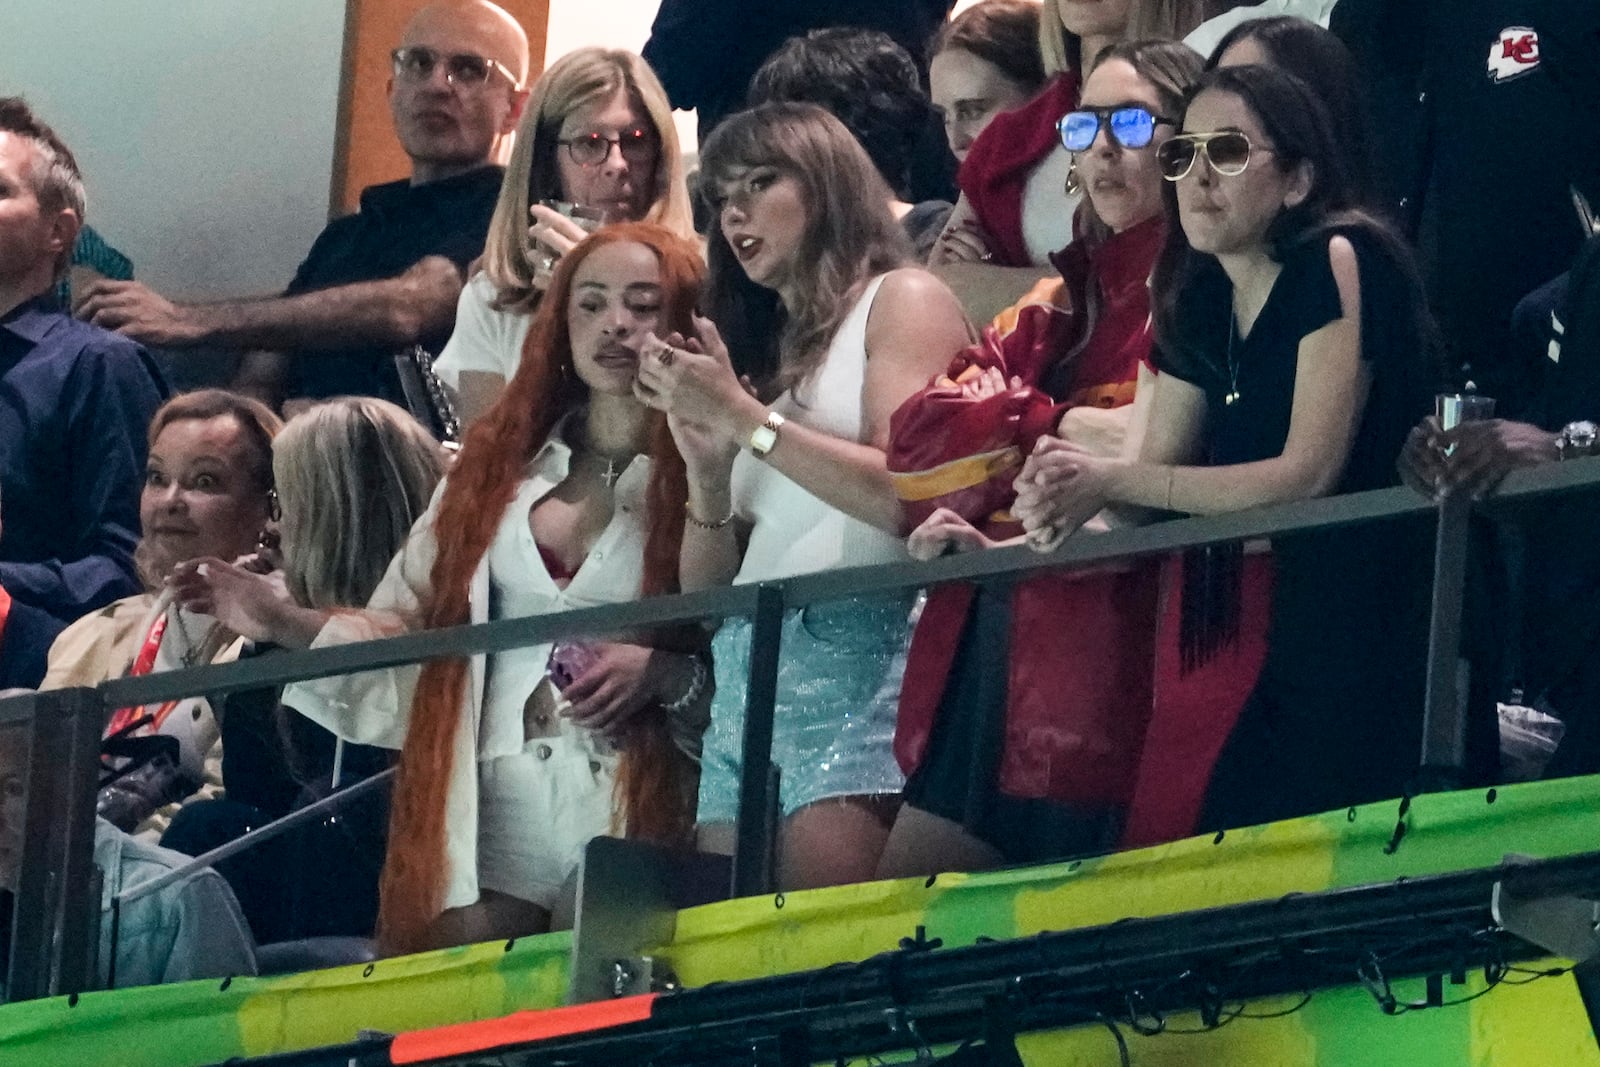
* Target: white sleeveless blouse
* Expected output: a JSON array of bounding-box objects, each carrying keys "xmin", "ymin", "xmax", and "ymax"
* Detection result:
[{"xmin": 727, "ymin": 274, "xmax": 909, "ymax": 582}]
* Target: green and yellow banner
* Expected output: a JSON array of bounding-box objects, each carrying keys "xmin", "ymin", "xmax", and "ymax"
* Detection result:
[{"xmin": 3, "ymin": 776, "xmax": 1597, "ymax": 1066}]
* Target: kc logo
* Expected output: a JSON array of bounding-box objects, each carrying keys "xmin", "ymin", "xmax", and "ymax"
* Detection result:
[{"xmin": 1487, "ymin": 26, "xmax": 1540, "ymax": 83}]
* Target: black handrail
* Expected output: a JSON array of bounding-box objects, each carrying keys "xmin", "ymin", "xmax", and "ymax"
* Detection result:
[
  {"xmin": 7, "ymin": 455, "xmax": 1600, "ymax": 1002},
  {"xmin": 74, "ymin": 456, "xmax": 1600, "ymax": 710}
]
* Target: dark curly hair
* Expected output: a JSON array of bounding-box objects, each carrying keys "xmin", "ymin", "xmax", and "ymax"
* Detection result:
[{"xmin": 747, "ymin": 27, "xmax": 935, "ymax": 200}]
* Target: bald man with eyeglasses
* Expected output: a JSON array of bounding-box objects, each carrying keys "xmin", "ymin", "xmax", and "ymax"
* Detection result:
[{"xmin": 77, "ymin": 0, "xmax": 531, "ymax": 410}]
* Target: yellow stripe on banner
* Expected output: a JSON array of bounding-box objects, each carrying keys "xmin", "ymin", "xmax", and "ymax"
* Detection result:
[{"xmin": 891, "ymin": 446, "xmax": 1022, "ymax": 502}]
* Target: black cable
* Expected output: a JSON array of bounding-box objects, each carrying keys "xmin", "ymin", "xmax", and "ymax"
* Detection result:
[
  {"xmin": 1235, "ymin": 991, "xmax": 1315, "ymax": 1020},
  {"xmin": 1095, "ymin": 1013, "xmax": 1131, "ymax": 1067}
]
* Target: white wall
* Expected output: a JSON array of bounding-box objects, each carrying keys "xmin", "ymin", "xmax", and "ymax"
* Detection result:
[{"xmin": 2, "ymin": 0, "xmax": 345, "ymax": 300}]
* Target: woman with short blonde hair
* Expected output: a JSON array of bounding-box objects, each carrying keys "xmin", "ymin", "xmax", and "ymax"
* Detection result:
[{"xmin": 436, "ymin": 47, "xmax": 696, "ymax": 424}]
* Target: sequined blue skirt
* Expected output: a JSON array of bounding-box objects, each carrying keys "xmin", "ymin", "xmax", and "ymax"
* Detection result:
[{"xmin": 696, "ymin": 594, "xmax": 912, "ymax": 824}]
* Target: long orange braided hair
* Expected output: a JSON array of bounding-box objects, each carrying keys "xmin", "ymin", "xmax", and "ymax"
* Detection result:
[{"xmin": 377, "ymin": 223, "xmax": 706, "ymax": 954}]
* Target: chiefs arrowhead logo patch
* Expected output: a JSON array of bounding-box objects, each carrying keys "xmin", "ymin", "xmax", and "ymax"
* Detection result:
[{"xmin": 1487, "ymin": 26, "xmax": 1540, "ymax": 83}]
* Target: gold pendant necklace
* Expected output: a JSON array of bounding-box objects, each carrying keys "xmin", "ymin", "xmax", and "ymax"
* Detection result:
[{"xmin": 1224, "ymin": 316, "xmax": 1242, "ymax": 405}]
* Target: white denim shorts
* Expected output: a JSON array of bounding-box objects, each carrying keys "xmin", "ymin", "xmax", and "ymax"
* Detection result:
[{"xmin": 475, "ymin": 721, "xmax": 617, "ymax": 909}]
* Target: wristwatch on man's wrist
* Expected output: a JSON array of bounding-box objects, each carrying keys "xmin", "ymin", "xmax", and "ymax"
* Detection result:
[
  {"xmin": 749, "ymin": 410, "xmax": 786, "ymax": 458},
  {"xmin": 1557, "ymin": 420, "xmax": 1599, "ymax": 460}
]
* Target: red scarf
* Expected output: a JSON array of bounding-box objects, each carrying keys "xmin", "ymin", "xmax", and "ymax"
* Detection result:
[{"xmin": 957, "ymin": 72, "xmax": 1081, "ymax": 268}]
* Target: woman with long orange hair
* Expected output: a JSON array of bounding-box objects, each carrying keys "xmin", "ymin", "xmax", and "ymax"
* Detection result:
[{"xmin": 183, "ymin": 223, "xmax": 708, "ymax": 952}]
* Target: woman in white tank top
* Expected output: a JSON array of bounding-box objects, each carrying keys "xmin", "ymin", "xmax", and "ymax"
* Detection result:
[{"xmin": 634, "ymin": 103, "xmax": 973, "ymax": 889}]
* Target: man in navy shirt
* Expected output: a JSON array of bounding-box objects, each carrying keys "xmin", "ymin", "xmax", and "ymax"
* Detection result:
[
  {"xmin": 0, "ymin": 98, "xmax": 166, "ymax": 672},
  {"xmin": 77, "ymin": 0, "xmax": 531, "ymax": 408}
]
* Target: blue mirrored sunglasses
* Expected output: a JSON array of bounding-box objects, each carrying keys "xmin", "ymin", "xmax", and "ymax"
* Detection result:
[{"xmin": 1056, "ymin": 106, "xmax": 1172, "ymax": 152}]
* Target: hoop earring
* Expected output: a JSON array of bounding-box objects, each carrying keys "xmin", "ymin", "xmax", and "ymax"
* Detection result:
[{"xmin": 1064, "ymin": 156, "xmax": 1082, "ymax": 198}]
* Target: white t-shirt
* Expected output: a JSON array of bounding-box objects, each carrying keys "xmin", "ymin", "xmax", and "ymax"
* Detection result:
[{"xmin": 432, "ymin": 271, "xmax": 533, "ymax": 389}]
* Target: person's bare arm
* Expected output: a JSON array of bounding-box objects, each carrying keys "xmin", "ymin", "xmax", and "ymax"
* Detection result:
[
  {"xmin": 1016, "ymin": 237, "xmax": 1373, "ymax": 538},
  {"xmin": 78, "ymin": 255, "xmax": 466, "ymax": 352},
  {"xmin": 742, "ymin": 269, "xmax": 974, "ymax": 535},
  {"xmin": 640, "ymin": 271, "xmax": 972, "ymax": 545},
  {"xmin": 1111, "ymin": 237, "xmax": 1369, "ymax": 513}
]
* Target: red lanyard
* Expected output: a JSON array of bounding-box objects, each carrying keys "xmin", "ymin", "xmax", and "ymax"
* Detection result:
[
  {"xmin": 0, "ymin": 585, "xmax": 12, "ymax": 659},
  {"xmin": 104, "ymin": 613, "xmax": 183, "ymax": 738}
]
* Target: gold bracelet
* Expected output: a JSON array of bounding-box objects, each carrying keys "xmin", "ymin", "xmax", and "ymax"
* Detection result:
[
  {"xmin": 685, "ymin": 503, "xmax": 735, "ymax": 530},
  {"xmin": 1165, "ymin": 466, "xmax": 1175, "ymax": 512}
]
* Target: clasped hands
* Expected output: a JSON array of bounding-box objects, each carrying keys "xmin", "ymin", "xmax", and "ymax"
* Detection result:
[{"xmin": 908, "ymin": 436, "xmax": 1116, "ymax": 559}]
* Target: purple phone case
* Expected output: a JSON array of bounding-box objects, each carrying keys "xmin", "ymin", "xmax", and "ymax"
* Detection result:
[{"xmin": 548, "ymin": 641, "xmax": 600, "ymax": 691}]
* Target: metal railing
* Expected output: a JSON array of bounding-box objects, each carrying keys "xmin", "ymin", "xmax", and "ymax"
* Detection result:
[{"xmin": 8, "ymin": 455, "xmax": 1600, "ymax": 1001}]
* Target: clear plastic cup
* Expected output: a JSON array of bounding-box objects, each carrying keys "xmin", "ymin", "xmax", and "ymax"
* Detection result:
[
  {"xmin": 531, "ymin": 200, "xmax": 610, "ymax": 285},
  {"xmin": 1435, "ymin": 388, "xmax": 1495, "ymax": 458},
  {"xmin": 1435, "ymin": 390, "xmax": 1495, "ymax": 431}
]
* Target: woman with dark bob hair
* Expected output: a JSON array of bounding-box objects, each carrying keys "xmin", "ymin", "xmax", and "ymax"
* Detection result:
[
  {"xmin": 1013, "ymin": 63, "xmax": 1473, "ymax": 829},
  {"xmin": 1206, "ymin": 15, "xmax": 1374, "ymax": 203}
]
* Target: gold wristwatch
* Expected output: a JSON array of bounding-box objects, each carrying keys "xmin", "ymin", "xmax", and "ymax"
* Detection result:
[{"xmin": 749, "ymin": 410, "xmax": 786, "ymax": 457}]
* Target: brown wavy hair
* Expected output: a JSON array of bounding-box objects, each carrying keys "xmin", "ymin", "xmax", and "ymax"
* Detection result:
[
  {"xmin": 377, "ymin": 222, "xmax": 706, "ymax": 954},
  {"xmin": 931, "ymin": 1, "xmax": 1047, "ymax": 96},
  {"xmin": 700, "ymin": 102, "xmax": 911, "ymax": 396}
]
